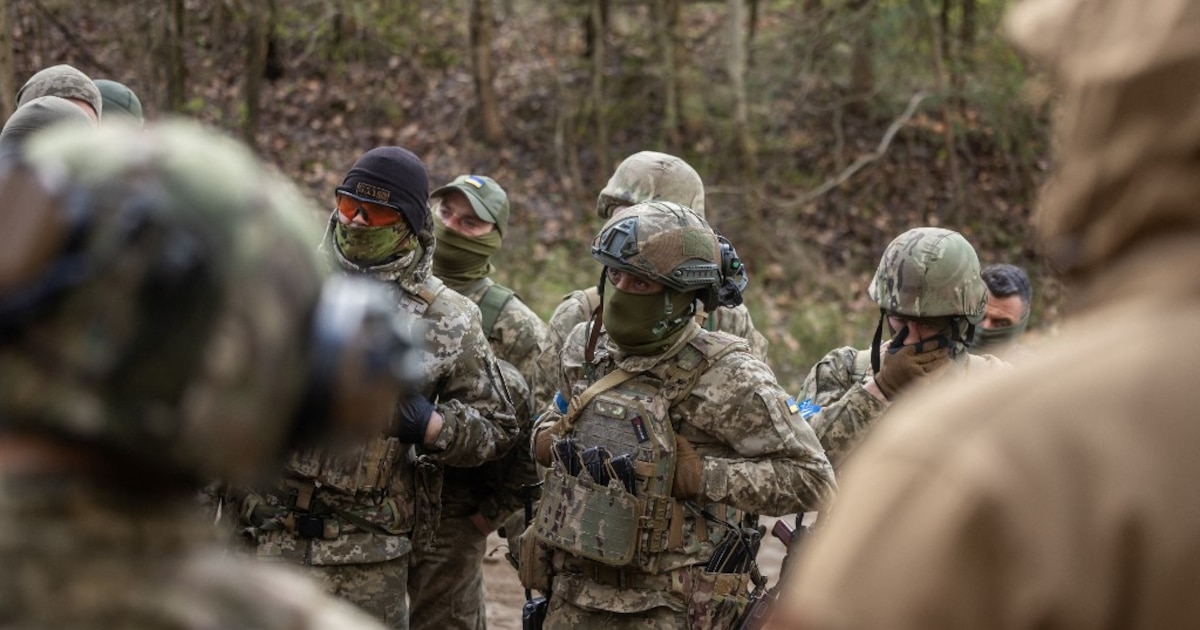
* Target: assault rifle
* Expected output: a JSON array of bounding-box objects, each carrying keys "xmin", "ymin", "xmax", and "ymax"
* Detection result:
[{"xmin": 735, "ymin": 516, "xmax": 810, "ymax": 630}]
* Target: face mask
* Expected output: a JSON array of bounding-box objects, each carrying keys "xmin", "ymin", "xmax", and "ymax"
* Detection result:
[
  {"xmin": 432, "ymin": 220, "xmax": 500, "ymax": 283},
  {"xmin": 603, "ymin": 287, "xmax": 695, "ymax": 356},
  {"xmin": 334, "ymin": 220, "xmax": 414, "ymax": 267},
  {"xmin": 972, "ymin": 316, "xmax": 1028, "ymax": 353}
]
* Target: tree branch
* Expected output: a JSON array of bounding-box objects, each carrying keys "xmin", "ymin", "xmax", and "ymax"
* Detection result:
[
  {"xmin": 28, "ymin": 0, "xmax": 114, "ymax": 77},
  {"xmin": 776, "ymin": 91, "xmax": 928, "ymax": 210}
]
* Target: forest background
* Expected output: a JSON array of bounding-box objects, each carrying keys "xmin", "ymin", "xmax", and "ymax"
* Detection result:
[{"xmin": 2, "ymin": 0, "xmax": 1059, "ymax": 392}]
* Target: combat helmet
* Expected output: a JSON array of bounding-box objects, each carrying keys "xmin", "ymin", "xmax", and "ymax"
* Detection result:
[
  {"xmin": 596, "ymin": 151, "xmax": 705, "ymax": 219},
  {"xmin": 592, "ymin": 200, "xmax": 746, "ymax": 311},
  {"xmin": 866, "ymin": 227, "xmax": 987, "ymax": 369},
  {"xmin": 0, "ymin": 121, "xmax": 417, "ymax": 484}
]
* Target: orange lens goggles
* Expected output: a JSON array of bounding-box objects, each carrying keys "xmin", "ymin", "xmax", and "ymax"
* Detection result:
[{"xmin": 337, "ymin": 195, "xmax": 405, "ymax": 227}]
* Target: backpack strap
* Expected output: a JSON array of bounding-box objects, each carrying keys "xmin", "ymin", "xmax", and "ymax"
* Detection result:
[{"xmin": 478, "ymin": 284, "xmax": 516, "ymax": 339}]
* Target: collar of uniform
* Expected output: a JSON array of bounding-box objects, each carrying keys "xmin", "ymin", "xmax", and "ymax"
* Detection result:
[{"xmin": 606, "ymin": 320, "xmax": 703, "ymax": 372}]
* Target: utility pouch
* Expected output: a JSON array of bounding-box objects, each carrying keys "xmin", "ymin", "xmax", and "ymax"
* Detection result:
[
  {"xmin": 533, "ymin": 462, "xmax": 639, "ymax": 566},
  {"xmin": 518, "ymin": 523, "xmax": 552, "ymax": 592},
  {"xmin": 683, "ymin": 568, "xmax": 752, "ymax": 630},
  {"xmin": 521, "ymin": 596, "xmax": 548, "ymax": 630}
]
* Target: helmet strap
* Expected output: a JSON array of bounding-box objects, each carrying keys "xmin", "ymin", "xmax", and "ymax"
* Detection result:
[
  {"xmin": 870, "ymin": 309, "xmax": 885, "ymax": 374},
  {"xmin": 585, "ymin": 268, "xmax": 606, "ymax": 366}
]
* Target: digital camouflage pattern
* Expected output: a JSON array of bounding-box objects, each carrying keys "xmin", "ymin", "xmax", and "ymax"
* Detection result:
[
  {"xmin": 16, "ymin": 64, "xmax": 103, "ymax": 119},
  {"xmin": 408, "ymin": 357, "xmax": 536, "ymax": 630},
  {"xmin": 0, "ymin": 473, "xmax": 388, "ymax": 630},
  {"xmin": 797, "ymin": 345, "xmax": 1005, "ymax": 468},
  {"xmin": 596, "ymin": 151, "xmax": 705, "ymax": 219},
  {"xmin": 538, "ymin": 321, "xmax": 835, "ymax": 624},
  {"xmin": 535, "ymin": 288, "xmax": 768, "ymax": 409},
  {"xmin": 241, "ymin": 209, "xmax": 518, "ymax": 628},
  {"xmin": 1, "ymin": 121, "xmax": 330, "ymax": 484},
  {"xmin": 869, "ymin": 227, "xmax": 988, "ymax": 323},
  {"xmin": 447, "ymin": 276, "xmax": 547, "ymax": 393},
  {"xmin": 0, "ymin": 95, "xmax": 93, "ymax": 154}
]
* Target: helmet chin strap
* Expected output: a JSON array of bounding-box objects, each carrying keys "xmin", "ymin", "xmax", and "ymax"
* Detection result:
[{"xmin": 584, "ymin": 268, "xmax": 607, "ymax": 366}]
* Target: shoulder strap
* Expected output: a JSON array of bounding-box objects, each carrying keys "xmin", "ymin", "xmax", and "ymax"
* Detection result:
[
  {"xmin": 663, "ymin": 332, "xmax": 747, "ymax": 405},
  {"xmin": 477, "ymin": 284, "xmax": 516, "ymax": 338},
  {"xmin": 561, "ymin": 367, "xmax": 637, "ymax": 433}
]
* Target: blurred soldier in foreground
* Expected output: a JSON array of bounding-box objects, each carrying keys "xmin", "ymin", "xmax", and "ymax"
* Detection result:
[
  {"xmin": 0, "ymin": 121, "xmax": 416, "ymax": 628},
  {"xmin": 770, "ymin": 1, "xmax": 1200, "ymax": 628},
  {"xmin": 796, "ymin": 227, "xmax": 1007, "ymax": 468},
  {"xmin": 16, "ymin": 64, "xmax": 102, "ymax": 123},
  {"xmin": 535, "ymin": 151, "xmax": 768, "ymax": 409},
  {"xmin": 971, "ymin": 263, "xmax": 1034, "ymax": 359},
  {"xmin": 421, "ymin": 174, "xmax": 544, "ymax": 629},
  {"xmin": 530, "ymin": 201, "xmax": 835, "ymax": 628},
  {"xmin": 95, "ymin": 79, "xmax": 144, "ymax": 125},
  {"xmin": 239, "ymin": 147, "xmax": 519, "ymax": 628}
]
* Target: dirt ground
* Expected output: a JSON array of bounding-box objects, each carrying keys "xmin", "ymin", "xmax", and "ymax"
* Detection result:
[{"xmin": 481, "ymin": 517, "xmax": 793, "ymax": 630}]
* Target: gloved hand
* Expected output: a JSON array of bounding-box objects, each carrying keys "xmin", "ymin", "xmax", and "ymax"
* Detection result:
[
  {"xmin": 672, "ymin": 435, "xmax": 704, "ymax": 500},
  {"xmin": 397, "ymin": 395, "xmax": 436, "ymax": 444},
  {"xmin": 874, "ymin": 343, "xmax": 951, "ymax": 401},
  {"xmin": 533, "ymin": 421, "xmax": 565, "ymax": 467}
]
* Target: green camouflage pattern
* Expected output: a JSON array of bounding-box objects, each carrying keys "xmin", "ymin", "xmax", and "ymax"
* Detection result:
[
  {"xmin": 0, "ymin": 121, "xmax": 327, "ymax": 484},
  {"xmin": 596, "ymin": 151, "xmax": 705, "ymax": 219},
  {"xmin": 537, "ymin": 322, "xmax": 835, "ymax": 618},
  {"xmin": 16, "ymin": 64, "xmax": 103, "ymax": 119},
  {"xmin": 449, "ymin": 276, "xmax": 547, "ymax": 392},
  {"xmin": 0, "ymin": 472, "xmax": 386, "ymax": 629},
  {"xmin": 868, "ymin": 227, "xmax": 988, "ymax": 323},
  {"xmin": 304, "ymin": 557, "xmax": 410, "ymax": 628},
  {"xmin": 534, "ymin": 288, "xmax": 768, "ymax": 409},
  {"xmin": 406, "ymin": 514, "xmax": 490, "ymax": 630},
  {"xmin": 797, "ymin": 345, "xmax": 1006, "ymax": 468},
  {"xmin": 592, "ymin": 201, "xmax": 721, "ymax": 294}
]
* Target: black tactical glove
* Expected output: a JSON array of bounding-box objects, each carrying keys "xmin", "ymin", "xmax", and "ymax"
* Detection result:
[
  {"xmin": 397, "ymin": 395, "xmax": 436, "ymax": 444},
  {"xmin": 874, "ymin": 343, "xmax": 951, "ymax": 401}
]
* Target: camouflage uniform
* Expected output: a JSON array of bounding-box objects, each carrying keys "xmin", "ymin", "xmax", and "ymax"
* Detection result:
[
  {"xmin": 773, "ymin": 3, "xmax": 1200, "ymax": 628},
  {"xmin": 0, "ymin": 122, "xmax": 413, "ymax": 629},
  {"xmin": 533, "ymin": 203, "xmax": 835, "ymax": 629},
  {"xmin": 535, "ymin": 151, "xmax": 768, "ymax": 409},
  {"xmin": 0, "ymin": 95, "xmax": 93, "ymax": 155},
  {"xmin": 417, "ymin": 174, "xmax": 545, "ymax": 630},
  {"xmin": 797, "ymin": 227, "xmax": 1007, "ymax": 469},
  {"xmin": 241, "ymin": 151, "xmax": 519, "ymax": 629}
]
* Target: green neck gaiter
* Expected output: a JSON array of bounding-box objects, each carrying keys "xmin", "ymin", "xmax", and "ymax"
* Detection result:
[
  {"xmin": 971, "ymin": 314, "xmax": 1029, "ymax": 354},
  {"xmin": 334, "ymin": 221, "xmax": 414, "ymax": 267},
  {"xmin": 603, "ymin": 288, "xmax": 696, "ymax": 356},
  {"xmin": 432, "ymin": 221, "xmax": 500, "ymax": 283}
]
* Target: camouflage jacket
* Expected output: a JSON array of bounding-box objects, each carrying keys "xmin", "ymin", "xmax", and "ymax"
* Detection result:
[
  {"xmin": 239, "ymin": 220, "xmax": 519, "ymax": 565},
  {"xmin": 797, "ymin": 344, "xmax": 1007, "ymax": 468},
  {"xmin": 442, "ymin": 276, "xmax": 547, "ymax": 391},
  {"xmin": 551, "ymin": 320, "xmax": 835, "ymax": 522},
  {"xmin": 535, "ymin": 286, "xmax": 769, "ymax": 410},
  {"xmin": 0, "ymin": 470, "xmax": 386, "ymax": 629}
]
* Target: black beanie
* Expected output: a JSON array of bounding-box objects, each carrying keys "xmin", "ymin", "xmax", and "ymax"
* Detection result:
[{"xmin": 336, "ymin": 146, "xmax": 429, "ymax": 232}]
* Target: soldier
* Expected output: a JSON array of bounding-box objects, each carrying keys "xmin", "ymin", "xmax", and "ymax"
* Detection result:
[
  {"xmin": 238, "ymin": 147, "xmax": 519, "ymax": 629},
  {"xmin": 535, "ymin": 151, "xmax": 769, "ymax": 409},
  {"xmin": 530, "ymin": 201, "xmax": 836, "ymax": 628},
  {"xmin": 970, "ymin": 263, "xmax": 1034, "ymax": 359},
  {"xmin": 16, "ymin": 64, "xmax": 102, "ymax": 123},
  {"xmin": 416, "ymin": 174, "xmax": 545, "ymax": 629},
  {"xmin": 796, "ymin": 227, "xmax": 1007, "ymax": 468},
  {"xmin": 95, "ymin": 79, "xmax": 144, "ymax": 125},
  {"xmin": 0, "ymin": 120, "xmax": 416, "ymax": 628},
  {"xmin": 0, "ymin": 95, "xmax": 94, "ymax": 155},
  {"xmin": 770, "ymin": 1, "xmax": 1200, "ymax": 628}
]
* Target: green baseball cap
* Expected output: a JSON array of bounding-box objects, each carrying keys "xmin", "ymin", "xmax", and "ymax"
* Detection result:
[{"xmin": 430, "ymin": 174, "xmax": 509, "ymax": 235}]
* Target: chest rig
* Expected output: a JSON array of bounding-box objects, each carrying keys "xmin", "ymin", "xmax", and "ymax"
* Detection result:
[{"xmin": 533, "ymin": 332, "xmax": 746, "ymax": 575}]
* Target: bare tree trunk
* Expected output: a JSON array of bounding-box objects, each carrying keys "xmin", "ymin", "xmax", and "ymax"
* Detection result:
[
  {"xmin": 470, "ymin": 0, "xmax": 504, "ymax": 144},
  {"xmin": 728, "ymin": 0, "xmax": 755, "ymax": 175},
  {"xmin": 243, "ymin": 0, "xmax": 274, "ymax": 148},
  {"xmin": 165, "ymin": 0, "xmax": 186, "ymax": 113},
  {"xmin": 848, "ymin": 0, "xmax": 874, "ymax": 115},
  {"xmin": 656, "ymin": 0, "xmax": 680, "ymax": 149},
  {"xmin": 925, "ymin": 3, "xmax": 965, "ymax": 224},
  {"xmin": 589, "ymin": 0, "xmax": 609, "ymax": 183},
  {"xmin": 0, "ymin": 0, "xmax": 15, "ymax": 122}
]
